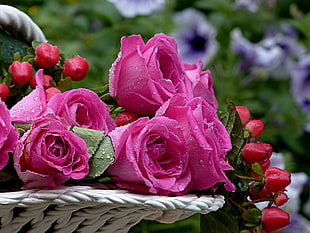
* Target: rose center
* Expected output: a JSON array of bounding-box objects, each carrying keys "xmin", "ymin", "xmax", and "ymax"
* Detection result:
[{"xmin": 49, "ymin": 139, "xmax": 66, "ymax": 157}]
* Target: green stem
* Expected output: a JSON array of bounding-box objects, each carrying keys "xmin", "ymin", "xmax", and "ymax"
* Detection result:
[{"xmin": 234, "ymin": 173, "xmax": 263, "ymax": 182}]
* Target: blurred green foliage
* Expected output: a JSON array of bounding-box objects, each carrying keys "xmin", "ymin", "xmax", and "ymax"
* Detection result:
[{"xmin": 1, "ymin": 0, "xmax": 310, "ymax": 232}]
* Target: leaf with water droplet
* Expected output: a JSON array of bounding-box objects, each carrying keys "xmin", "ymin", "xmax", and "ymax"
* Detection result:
[
  {"xmin": 71, "ymin": 126, "xmax": 105, "ymax": 157},
  {"xmin": 87, "ymin": 136, "xmax": 114, "ymax": 178}
]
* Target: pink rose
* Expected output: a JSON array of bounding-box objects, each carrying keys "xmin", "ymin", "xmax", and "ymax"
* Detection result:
[
  {"xmin": 107, "ymin": 117, "xmax": 192, "ymax": 195},
  {"xmin": 47, "ymin": 88, "xmax": 116, "ymax": 134},
  {"xmin": 13, "ymin": 110, "xmax": 89, "ymax": 189},
  {"xmin": 156, "ymin": 95, "xmax": 235, "ymax": 192},
  {"xmin": 0, "ymin": 101, "xmax": 18, "ymax": 170},
  {"xmin": 184, "ymin": 60, "xmax": 218, "ymax": 109},
  {"xmin": 109, "ymin": 33, "xmax": 192, "ymax": 116},
  {"xmin": 10, "ymin": 69, "xmax": 46, "ymax": 123}
]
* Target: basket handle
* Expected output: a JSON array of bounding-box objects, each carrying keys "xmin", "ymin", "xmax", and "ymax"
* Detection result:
[{"xmin": 0, "ymin": 4, "xmax": 47, "ymax": 44}]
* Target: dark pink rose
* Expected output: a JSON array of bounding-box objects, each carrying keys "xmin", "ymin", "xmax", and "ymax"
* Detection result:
[
  {"xmin": 156, "ymin": 95, "xmax": 235, "ymax": 192},
  {"xmin": 184, "ymin": 60, "xmax": 218, "ymax": 109},
  {"xmin": 109, "ymin": 33, "xmax": 192, "ymax": 116},
  {"xmin": 0, "ymin": 100, "xmax": 18, "ymax": 170},
  {"xmin": 13, "ymin": 110, "xmax": 89, "ymax": 189},
  {"xmin": 47, "ymin": 88, "xmax": 116, "ymax": 134},
  {"xmin": 107, "ymin": 117, "xmax": 192, "ymax": 195}
]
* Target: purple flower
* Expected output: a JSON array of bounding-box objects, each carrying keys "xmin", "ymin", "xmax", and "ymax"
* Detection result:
[
  {"xmin": 108, "ymin": 0, "xmax": 167, "ymax": 18},
  {"xmin": 171, "ymin": 8, "xmax": 218, "ymax": 65},
  {"xmin": 290, "ymin": 54, "xmax": 310, "ymax": 130},
  {"xmin": 232, "ymin": 0, "xmax": 258, "ymax": 13},
  {"xmin": 231, "ymin": 25, "xmax": 306, "ymax": 78}
]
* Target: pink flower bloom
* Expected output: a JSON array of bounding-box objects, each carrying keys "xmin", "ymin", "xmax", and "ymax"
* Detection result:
[
  {"xmin": 109, "ymin": 33, "xmax": 192, "ymax": 116},
  {"xmin": 184, "ymin": 60, "xmax": 218, "ymax": 108},
  {"xmin": 10, "ymin": 69, "xmax": 46, "ymax": 123},
  {"xmin": 107, "ymin": 117, "xmax": 192, "ymax": 195},
  {"xmin": 107, "ymin": 95, "xmax": 234, "ymax": 195},
  {"xmin": 156, "ymin": 95, "xmax": 234, "ymax": 192},
  {"xmin": 47, "ymin": 88, "xmax": 116, "ymax": 134},
  {"xmin": 13, "ymin": 110, "xmax": 89, "ymax": 189},
  {"xmin": 0, "ymin": 100, "xmax": 19, "ymax": 170}
]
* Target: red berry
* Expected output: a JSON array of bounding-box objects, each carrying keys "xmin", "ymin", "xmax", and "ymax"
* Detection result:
[
  {"xmin": 30, "ymin": 74, "xmax": 54, "ymax": 89},
  {"xmin": 236, "ymin": 106, "xmax": 251, "ymax": 125},
  {"xmin": 262, "ymin": 207, "xmax": 290, "ymax": 232},
  {"xmin": 63, "ymin": 56, "xmax": 89, "ymax": 81},
  {"xmin": 116, "ymin": 111, "xmax": 139, "ymax": 127},
  {"xmin": 242, "ymin": 142, "xmax": 272, "ymax": 165},
  {"xmin": 0, "ymin": 84, "xmax": 10, "ymax": 101},
  {"xmin": 45, "ymin": 87, "xmax": 61, "ymax": 101},
  {"xmin": 249, "ymin": 182, "xmax": 270, "ymax": 201},
  {"xmin": 35, "ymin": 43, "xmax": 60, "ymax": 69},
  {"xmin": 274, "ymin": 191, "xmax": 289, "ymax": 206},
  {"xmin": 264, "ymin": 167, "xmax": 291, "ymax": 193},
  {"xmin": 245, "ymin": 119, "xmax": 264, "ymax": 138},
  {"xmin": 8, "ymin": 61, "xmax": 32, "ymax": 86}
]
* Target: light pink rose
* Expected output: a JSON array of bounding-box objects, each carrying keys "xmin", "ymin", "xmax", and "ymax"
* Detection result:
[
  {"xmin": 109, "ymin": 33, "xmax": 192, "ymax": 116},
  {"xmin": 47, "ymin": 88, "xmax": 116, "ymax": 134},
  {"xmin": 13, "ymin": 110, "xmax": 89, "ymax": 189},
  {"xmin": 0, "ymin": 100, "xmax": 19, "ymax": 170},
  {"xmin": 107, "ymin": 117, "xmax": 192, "ymax": 195},
  {"xmin": 156, "ymin": 94, "xmax": 235, "ymax": 192},
  {"xmin": 184, "ymin": 60, "xmax": 218, "ymax": 109},
  {"xmin": 10, "ymin": 69, "xmax": 46, "ymax": 123}
]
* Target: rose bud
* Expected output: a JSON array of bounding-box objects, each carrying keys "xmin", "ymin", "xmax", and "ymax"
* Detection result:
[
  {"xmin": 236, "ymin": 105, "xmax": 251, "ymax": 125},
  {"xmin": 262, "ymin": 207, "xmax": 290, "ymax": 232},
  {"xmin": 264, "ymin": 167, "xmax": 291, "ymax": 193},
  {"xmin": 242, "ymin": 142, "xmax": 272, "ymax": 165},
  {"xmin": 245, "ymin": 119, "xmax": 264, "ymax": 138}
]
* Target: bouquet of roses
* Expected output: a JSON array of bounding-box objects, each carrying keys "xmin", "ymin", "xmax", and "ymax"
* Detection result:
[{"xmin": 0, "ymin": 32, "xmax": 291, "ymax": 232}]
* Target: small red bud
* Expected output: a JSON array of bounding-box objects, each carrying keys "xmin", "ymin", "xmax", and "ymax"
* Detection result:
[
  {"xmin": 0, "ymin": 83, "xmax": 10, "ymax": 101},
  {"xmin": 264, "ymin": 167, "xmax": 291, "ymax": 193},
  {"xmin": 35, "ymin": 43, "xmax": 60, "ymax": 69},
  {"xmin": 242, "ymin": 142, "xmax": 272, "ymax": 165},
  {"xmin": 63, "ymin": 56, "xmax": 89, "ymax": 81},
  {"xmin": 245, "ymin": 119, "xmax": 264, "ymax": 138},
  {"xmin": 274, "ymin": 191, "xmax": 289, "ymax": 206},
  {"xmin": 262, "ymin": 207, "xmax": 290, "ymax": 232},
  {"xmin": 8, "ymin": 61, "xmax": 33, "ymax": 86},
  {"xmin": 30, "ymin": 74, "xmax": 54, "ymax": 89},
  {"xmin": 116, "ymin": 111, "xmax": 139, "ymax": 127},
  {"xmin": 249, "ymin": 182, "xmax": 270, "ymax": 201},
  {"xmin": 236, "ymin": 106, "xmax": 251, "ymax": 125},
  {"xmin": 45, "ymin": 87, "xmax": 61, "ymax": 101}
]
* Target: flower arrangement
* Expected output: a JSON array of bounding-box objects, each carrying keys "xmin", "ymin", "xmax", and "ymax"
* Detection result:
[{"xmin": 0, "ymin": 28, "xmax": 293, "ymax": 232}]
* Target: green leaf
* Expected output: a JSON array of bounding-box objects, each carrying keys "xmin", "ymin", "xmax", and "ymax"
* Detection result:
[
  {"xmin": 87, "ymin": 136, "xmax": 114, "ymax": 178},
  {"xmin": 57, "ymin": 76, "xmax": 72, "ymax": 92},
  {"xmin": 251, "ymin": 163, "xmax": 264, "ymax": 176},
  {"xmin": 242, "ymin": 208, "xmax": 261, "ymax": 223},
  {"xmin": 0, "ymin": 29, "xmax": 30, "ymax": 71},
  {"xmin": 71, "ymin": 126, "xmax": 105, "ymax": 157},
  {"xmin": 200, "ymin": 207, "xmax": 239, "ymax": 233}
]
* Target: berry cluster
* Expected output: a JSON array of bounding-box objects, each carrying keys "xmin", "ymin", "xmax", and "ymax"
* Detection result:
[
  {"xmin": 0, "ymin": 42, "xmax": 89, "ymax": 105},
  {"xmin": 235, "ymin": 106, "xmax": 291, "ymax": 233}
]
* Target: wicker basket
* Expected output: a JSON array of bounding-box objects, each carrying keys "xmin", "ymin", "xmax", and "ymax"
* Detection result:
[{"xmin": 0, "ymin": 184, "xmax": 225, "ymax": 233}]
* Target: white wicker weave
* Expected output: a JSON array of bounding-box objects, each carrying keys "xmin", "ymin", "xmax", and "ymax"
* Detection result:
[
  {"xmin": 0, "ymin": 4, "xmax": 47, "ymax": 43},
  {"xmin": 0, "ymin": 184, "xmax": 225, "ymax": 233}
]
